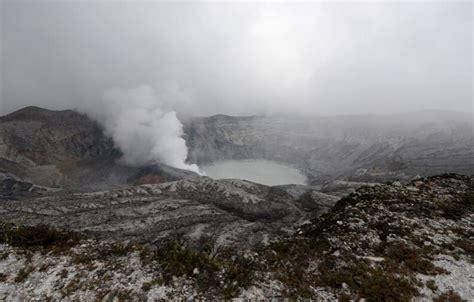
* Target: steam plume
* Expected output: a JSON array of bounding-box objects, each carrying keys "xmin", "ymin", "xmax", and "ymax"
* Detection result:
[{"xmin": 101, "ymin": 85, "xmax": 201, "ymax": 174}]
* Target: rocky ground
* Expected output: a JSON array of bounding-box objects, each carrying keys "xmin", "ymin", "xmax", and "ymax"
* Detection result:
[
  {"xmin": 292, "ymin": 173, "xmax": 473, "ymax": 300},
  {"xmin": 0, "ymin": 177, "xmax": 338, "ymax": 250},
  {"xmin": 0, "ymin": 174, "xmax": 472, "ymax": 300}
]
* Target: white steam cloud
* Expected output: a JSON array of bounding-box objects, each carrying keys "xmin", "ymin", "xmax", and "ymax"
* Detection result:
[{"xmin": 101, "ymin": 85, "xmax": 201, "ymax": 174}]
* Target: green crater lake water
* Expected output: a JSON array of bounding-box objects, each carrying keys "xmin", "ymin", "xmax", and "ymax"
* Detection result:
[{"xmin": 202, "ymin": 159, "xmax": 307, "ymax": 186}]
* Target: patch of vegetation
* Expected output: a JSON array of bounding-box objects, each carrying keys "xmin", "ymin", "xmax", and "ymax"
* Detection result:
[
  {"xmin": 94, "ymin": 289, "xmax": 133, "ymax": 301},
  {"xmin": 377, "ymin": 241, "xmax": 442, "ymax": 275},
  {"xmin": 39, "ymin": 263, "xmax": 52, "ymax": 272},
  {"xmin": 261, "ymin": 238, "xmax": 328, "ymax": 298},
  {"xmin": 433, "ymin": 290, "xmax": 466, "ymax": 302},
  {"xmin": 449, "ymin": 226, "xmax": 472, "ymax": 238},
  {"xmin": 460, "ymin": 192, "xmax": 474, "ymax": 206},
  {"xmin": 144, "ymin": 241, "xmax": 256, "ymax": 299},
  {"xmin": 369, "ymin": 220, "xmax": 409, "ymax": 241},
  {"xmin": 432, "ymin": 173, "xmax": 465, "ymax": 180},
  {"xmin": 106, "ymin": 242, "xmax": 133, "ymax": 257},
  {"xmin": 73, "ymin": 252, "xmax": 96, "ymax": 265},
  {"xmin": 154, "ymin": 242, "xmax": 221, "ymax": 282},
  {"xmin": 14, "ymin": 265, "xmax": 34, "ymax": 282},
  {"xmin": 61, "ymin": 277, "xmax": 82, "ymax": 297},
  {"xmin": 260, "ymin": 219, "xmax": 440, "ymax": 299},
  {"xmin": 0, "ymin": 273, "xmax": 7, "ymax": 282},
  {"xmin": 141, "ymin": 281, "xmax": 155, "ymax": 291},
  {"xmin": 426, "ymin": 279, "xmax": 438, "ymax": 291},
  {"xmin": 0, "ymin": 223, "xmax": 80, "ymax": 253},
  {"xmin": 453, "ymin": 238, "xmax": 474, "ymax": 263},
  {"xmin": 73, "ymin": 242, "xmax": 136, "ymax": 267},
  {"xmin": 317, "ymin": 257, "xmax": 418, "ymax": 302},
  {"xmin": 438, "ymin": 192, "xmax": 474, "ymax": 220},
  {"xmin": 59, "ymin": 269, "xmax": 68, "ymax": 279},
  {"xmin": 0, "ymin": 251, "xmax": 8, "ymax": 260}
]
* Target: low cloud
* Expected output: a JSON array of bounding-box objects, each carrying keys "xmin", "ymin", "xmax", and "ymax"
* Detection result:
[{"xmin": 0, "ymin": 1, "xmax": 471, "ymax": 116}]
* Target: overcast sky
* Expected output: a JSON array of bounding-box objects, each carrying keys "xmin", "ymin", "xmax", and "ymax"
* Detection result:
[{"xmin": 0, "ymin": 0, "xmax": 472, "ymax": 117}]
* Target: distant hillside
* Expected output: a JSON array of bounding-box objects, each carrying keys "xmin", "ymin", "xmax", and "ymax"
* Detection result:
[
  {"xmin": 0, "ymin": 106, "xmax": 196, "ymax": 189},
  {"xmin": 1, "ymin": 106, "xmax": 472, "ymax": 188},
  {"xmin": 184, "ymin": 111, "xmax": 474, "ymax": 184}
]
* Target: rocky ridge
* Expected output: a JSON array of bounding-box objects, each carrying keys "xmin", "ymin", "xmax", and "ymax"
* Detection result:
[
  {"xmin": 0, "ymin": 177, "xmax": 337, "ymax": 249},
  {"xmin": 292, "ymin": 174, "xmax": 473, "ymax": 300}
]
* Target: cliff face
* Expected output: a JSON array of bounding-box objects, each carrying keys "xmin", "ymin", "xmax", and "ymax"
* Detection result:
[
  {"xmin": 184, "ymin": 112, "xmax": 474, "ymax": 185},
  {"xmin": 0, "ymin": 107, "xmax": 198, "ymax": 189},
  {"xmin": 0, "ymin": 106, "xmax": 117, "ymax": 164},
  {"xmin": 0, "ymin": 106, "xmax": 118, "ymax": 187}
]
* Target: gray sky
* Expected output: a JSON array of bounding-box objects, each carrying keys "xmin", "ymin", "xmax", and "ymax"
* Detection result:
[{"xmin": 0, "ymin": 0, "xmax": 472, "ymax": 117}]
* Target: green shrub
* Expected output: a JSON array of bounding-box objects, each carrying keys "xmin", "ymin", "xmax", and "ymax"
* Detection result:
[
  {"xmin": 438, "ymin": 192, "xmax": 474, "ymax": 220},
  {"xmin": 426, "ymin": 279, "xmax": 438, "ymax": 291},
  {"xmin": 382, "ymin": 241, "xmax": 441, "ymax": 275},
  {"xmin": 0, "ymin": 224, "xmax": 80, "ymax": 253},
  {"xmin": 14, "ymin": 265, "xmax": 34, "ymax": 282},
  {"xmin": 433, "ymin": 290, "xmax": 466, "ymax": 302},
  {"xmin": 146, "ymin": 242, "xmax": 255, "ymax": 298},
  {"xmin": 318, "ymin": 258, "xmax": 418, "ymax": 302},
  {"xmin": 453, "ymin": 238, "xmax": 474, "ymax": 263}
]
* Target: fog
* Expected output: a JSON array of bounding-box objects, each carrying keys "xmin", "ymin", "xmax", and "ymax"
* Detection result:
[
  {"xmin": 1, "ymin": 1, "xmax": 472, "ymax": 117},
  {"xmin": 0, "ymin": 1, "xmax": 472, "ymax": 171}
]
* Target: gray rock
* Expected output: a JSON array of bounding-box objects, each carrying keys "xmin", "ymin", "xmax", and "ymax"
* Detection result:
[{"xmin": 0, "ymin": 177, "xmax": 335, "ymax": 250}]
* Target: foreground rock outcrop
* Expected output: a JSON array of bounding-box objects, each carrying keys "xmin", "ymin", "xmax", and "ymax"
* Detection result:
[
  {"xmin": 0, "ymin": 174, "xmax": 472, "ymax": 300},
  {"xmin": 292, "ymin": 174, "xmax": 473, "ymax": 300}
]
